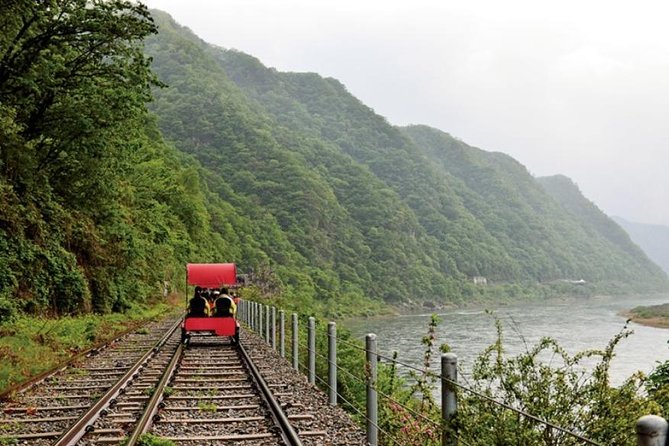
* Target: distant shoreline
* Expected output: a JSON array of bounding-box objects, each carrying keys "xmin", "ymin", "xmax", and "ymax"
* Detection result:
[
  {"xmin": 621, "ymin": 312, "xmax": 669, "ymax": 329},
  {"xmin": 621, "ymin": 302, "xmax": 669, "ymax": 329}
]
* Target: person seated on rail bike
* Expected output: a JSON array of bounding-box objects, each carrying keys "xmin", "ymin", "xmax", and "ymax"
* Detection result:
[
  {"xmin": 224, "ymin": 288, "xmax": 237, "ymax": 317},
  {"xmin": 187, "ymin": 286, "xmax": 208, "ymax": 317},
  {"xmin": 212, "ymin": 289, "xmax": 236, "ymax": 318},
  {"xmin": 212, "ymin": 289, "xmax": 239, "ymax": 343},
  {"xmin": 231, "ymin": 290, "xmax": 241, "ymax": 308},
  {"xmin": 200, "ymin": 287, "xmax": 211, "ymax": 303},
  {"xmin": 205, "ymin": 289, "xmax": 219, "ymax": 315}
]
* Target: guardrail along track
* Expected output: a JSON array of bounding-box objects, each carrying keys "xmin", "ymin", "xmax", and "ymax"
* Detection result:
[
  {"xmin": 239, "ymin": 329, "xmax": 367, "ymax": 446},
  {"xmin": 0, "ymin": 317, "xmax": 181, "ymax": 446}
]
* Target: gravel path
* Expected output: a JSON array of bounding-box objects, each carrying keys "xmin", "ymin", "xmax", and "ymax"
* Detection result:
[{"xmin": 240, "ymin": 328, "xmax": 368, "ymax": 446}]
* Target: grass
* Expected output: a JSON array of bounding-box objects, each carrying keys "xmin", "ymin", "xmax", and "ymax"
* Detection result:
[
  {"xmin": 197, "ymin": 401, "xmax": 217, "ymax": 412},
  {"xmin": 137, "ymin": 434, "xmax": 175, "ymax": 446},
  {"xmin": 123, "ymin": 433, "xmax": 175, "ymax": 446},
  {"xmin": 0, "ymin": 436, "xmax": 18, "ymax": 446},
  {"xmin": 0, "ymin": 302, "xmax": 178, "ymax": 394}
]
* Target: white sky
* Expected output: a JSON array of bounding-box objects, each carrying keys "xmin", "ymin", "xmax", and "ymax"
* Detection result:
[{"xmin": 143, "ymin": 0, "xmax": 669, "ymax": 226}]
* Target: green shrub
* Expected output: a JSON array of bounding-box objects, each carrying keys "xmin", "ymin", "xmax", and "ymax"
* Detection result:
[{"xmin": 136, "ymin": 433, "xmax": 175, "ymax": 446}]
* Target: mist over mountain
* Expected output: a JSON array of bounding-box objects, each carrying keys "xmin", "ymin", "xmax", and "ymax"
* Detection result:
[
  {"xmin": 143, "ymin": 9, "xmax": 668, "ymax": 304},
  {"xmin": 613, "ymin": 216, "xmax": 669, "ymax": 275}
]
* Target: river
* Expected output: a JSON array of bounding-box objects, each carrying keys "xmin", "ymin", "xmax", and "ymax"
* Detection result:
[{"xmin": 345, "ymin": 294, "xmax": 669, "ymax": 387}]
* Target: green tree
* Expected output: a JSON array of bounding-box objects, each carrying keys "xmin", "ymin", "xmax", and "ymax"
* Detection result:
[{"xmin": 0, "ymin": 0, "xmax": 158, "ymax": 206}]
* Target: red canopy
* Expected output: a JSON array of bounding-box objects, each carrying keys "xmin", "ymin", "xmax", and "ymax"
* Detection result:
[{"xmin": 187, "ymin": 263, "xmax": 237, "ymax": 288}]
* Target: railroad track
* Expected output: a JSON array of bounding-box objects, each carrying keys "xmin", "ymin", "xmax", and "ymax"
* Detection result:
[
  {"xmin": 120, "ymin": 333, "xmax": 307, "ymax": 445},
  {"xmin": 1, "ymin": 320, "xmax": 365, "ymax": 445},
  {"xmin": 0, "ymin": 317, "xmax": 182, "ymax": 445}
]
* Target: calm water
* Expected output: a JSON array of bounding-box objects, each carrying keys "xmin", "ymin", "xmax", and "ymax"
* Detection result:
[{"xmin": 345, "ymin": 294, "xmax": 669, "ymax": 386}]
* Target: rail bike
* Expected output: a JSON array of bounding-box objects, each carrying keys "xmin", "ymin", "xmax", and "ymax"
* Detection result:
[{"xmin": 181, "ymin": 262, "xmax": 240, "ymax": 344}]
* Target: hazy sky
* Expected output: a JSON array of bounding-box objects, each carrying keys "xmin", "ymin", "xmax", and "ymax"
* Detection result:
[{"xmin": 143, "ymin": 0, "xmax": 669, "ymax": 226}]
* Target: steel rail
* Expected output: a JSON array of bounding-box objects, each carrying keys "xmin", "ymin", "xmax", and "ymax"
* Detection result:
[
  {"xmin": 239, "ymin": 341, "xmax": 304, "ymax": 446},
  {"xmin": 122, "ymin": 333, "xmax": 302, "ymax": 445},
  {"xmin": 124, "ymin": 340, "xmax": 184, "ymax": 445},
  {"xmin": 52, "ymin": 316, "xmax": 183, "ymax": 446}
]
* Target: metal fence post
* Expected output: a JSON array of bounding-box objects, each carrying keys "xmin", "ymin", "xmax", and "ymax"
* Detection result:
[
  {"xmin": 265, "ymin": 305, "xmax": 270, "ymax": 344},
  {"xmin": 308, "ymin": 317, "xmax": 316, "ymax": 385},
  {"xmin": 254, "ymin": 302, "xmax": 258, "ymax": 332},
  {"xmin": 366, "ymin": 333, "xmax": 378, "ymax": 446},
  {"xmin": 441, "ymin": 353, "xmax": 458, "ymax": 446},
  {"xmin": 280, "ymin": 310, "xmax": 286, "ymax": 358},
  {"xmin": 256, "ymin": 302, "xmax": 260, "ymax": 333},
  {"xmin": 258, "ymin": 304, "xmax": 263, "ymax": 337},
  {"xmin": 271, "ymin": 306, "xmax": 277, "ymax": 349},
  {"xmin": 636, "ymin": 415, "xmax": 668, "ymax": 446},
  {"xmin": 328, "ymin": 322, "xmax": 337, "ymax": 406},
  {"xmin": 292, "ymin": 313, "xmax": 299, "ymax": 371}
]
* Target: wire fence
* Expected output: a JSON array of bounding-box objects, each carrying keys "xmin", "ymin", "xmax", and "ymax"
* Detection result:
[
  {"xmin": 332, "ymin": 322, "xmax": 604, "ymax": 445},
  {"xmin": 239, "ymin": 301, "xmax": 616, "ymax": 446}
]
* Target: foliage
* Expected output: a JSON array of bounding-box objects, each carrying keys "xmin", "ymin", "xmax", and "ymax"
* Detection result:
[
  {"xmin": 629, "ymin": 303, "xmax": 669, "ymax": 320},
  {"xmin": 647, "ymin": 338, "xmax": 669, "ymax": 415},
  {"xmin": 0, "ymin": 0, "xmax": 164, "ymax": 315},
  {"xmin": 364, "ymin": 316, "xmax": 663, "ymax": 446},
  {"xmin": 145, "ymin": 10, "xmax": 667, "ymax": 312},
  {"xmin": 378, "ymin": 314, "xmax": 446, "ymax": 445},
  {"xmin": 2, "ymin": 9, "xmax": 668, "ymax": 441},
  {"xmin": 197, "ymin": 401, "xmax": 217, "ymax": 412},
  {"xmin": 0, "ymin": 304, "xmax": 172, "ymax": 393},
  {"xmin": 456, "ymin": 320, "xmax": 659, "ymax": 445},
  {"xmin": 2, "ymin": 3, "xmax": 666, "ymax": 324},
  {"xmin": 135, "ymin": 433, "xmax": 175, "ymax": 446},
  {"xmin": 0, "ymin": 2, "xmax": 281, "ymax": 319}
]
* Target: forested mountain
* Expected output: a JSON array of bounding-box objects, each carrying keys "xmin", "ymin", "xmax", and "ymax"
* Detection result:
[
  {"xmin": 406, "ymin": 128, "xmax": 667, "ymax": 287},
  {"xmin": 612, "ymin": 217, "xmax": 669, "ymax": 274},
  {"xmin": 0, "ymin": 2, "xmax": 194, "ymax": 318},
  {"xmin": 1, "ymin": 3, "xmax": 665, "ymax": 323},
  {"xmin": 144, "ymin": 10, "xmax": 667, "ymax": 301}
]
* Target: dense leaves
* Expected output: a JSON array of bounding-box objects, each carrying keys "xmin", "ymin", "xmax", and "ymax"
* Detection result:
[
  {"xmin": 145, "ymin": 10, "xmax": 667, "ymax": 311},
  {"xmin": 0, "ymin": 2, "xmax": 273, "ymax": 319},
  {"xmin": 406, "ymin": 127, "xmax": 667, "ymax": 291},
  {"xmin": 1, "ymin": 4, "xmax": 666, "ymax": 321},
  {"xmin": 375, "ymin": 317, "xmax": 662, "ymax": 446}
]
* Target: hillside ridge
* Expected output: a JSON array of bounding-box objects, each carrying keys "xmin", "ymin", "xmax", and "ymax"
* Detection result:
[{"xmin": 145, "ymin": 9, "xmax": 668, "ymax": 303}]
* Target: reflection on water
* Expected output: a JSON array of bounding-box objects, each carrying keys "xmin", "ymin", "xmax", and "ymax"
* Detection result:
[{"xmin": 345, "ymin": 294, "xmax": 669, "ymax": 386}]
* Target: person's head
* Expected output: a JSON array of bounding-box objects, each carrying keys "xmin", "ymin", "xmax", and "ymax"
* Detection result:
[
  {"xmin": 221, "ymin": 287, "xmax": 229, "ymax": 295},
  {"xmin": 194, "ymin": 286, "xmax": 202, "ymax": 296}
]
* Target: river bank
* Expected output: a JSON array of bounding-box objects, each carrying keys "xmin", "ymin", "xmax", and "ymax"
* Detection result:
[{"xmin": 622, "ymin": 302, "xmax": 669, "ymax": 329}]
